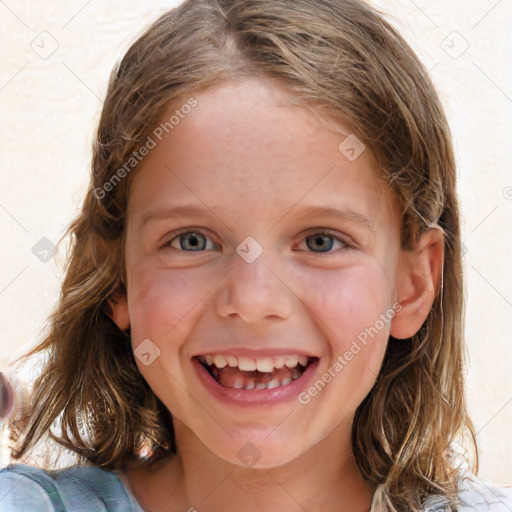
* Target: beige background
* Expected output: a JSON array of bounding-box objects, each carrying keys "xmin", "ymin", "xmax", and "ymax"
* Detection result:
[{"xmin": 1, "ymin": 0, "xmax": 511, "ymax": 485}]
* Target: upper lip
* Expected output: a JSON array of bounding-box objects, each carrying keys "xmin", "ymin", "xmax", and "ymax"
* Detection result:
[{"xmin": 192, "ymin": 347, "xmax": 320, "ymax": 358}]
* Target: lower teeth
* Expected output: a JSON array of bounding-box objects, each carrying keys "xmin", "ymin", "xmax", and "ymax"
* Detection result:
[{"xmin": 205, "ymin": 363, "xmax": 305, "ymax": 390}]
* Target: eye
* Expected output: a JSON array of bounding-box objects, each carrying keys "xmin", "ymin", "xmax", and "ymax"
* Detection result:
[
  {"xmin": 297, "ymin": 231, "xmax": 352, "ymax": 254},
  {"xmin": 159, "ymin": 229, "xmax": 353, "ymax": 254},
  {"xmin": 159, "ymin": 229, "xmax": 218, "ymax": 252}
]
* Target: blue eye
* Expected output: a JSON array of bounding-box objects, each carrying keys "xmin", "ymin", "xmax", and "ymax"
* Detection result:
[
  {"xmin": 300, "ymin": 232, "xmax": 349, "ymax": 254},
  {"xmin": 160, "ymin": 230, "xmax": 217, "ymax": 252},
  {"xmin": 159, "ymin": 229, "xmax": 351, "ymax": 254}
]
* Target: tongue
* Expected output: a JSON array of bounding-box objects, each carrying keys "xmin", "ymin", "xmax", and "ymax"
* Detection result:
[{"xmin": 215, "ymin": 366, "xmax": 295, "ymax": 388}]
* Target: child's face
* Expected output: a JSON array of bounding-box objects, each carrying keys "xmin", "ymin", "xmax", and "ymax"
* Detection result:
[{"xmin": 111, "ymin": 77, "xmax": 437, "ymax": 468}]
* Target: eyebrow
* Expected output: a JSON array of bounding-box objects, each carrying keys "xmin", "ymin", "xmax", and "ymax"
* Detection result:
[
  {"xmin": 139, "ymin": 203, "xmax": 374, "ymax": 231},
  {"xmin": 287, "ymin": 205, "xmax": 374, "ymax": 231}
]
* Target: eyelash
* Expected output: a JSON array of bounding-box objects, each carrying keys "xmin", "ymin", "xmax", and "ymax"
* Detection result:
[{"xmin": 158, "ymin": 228, "xmax": 354, "ymax": 255}]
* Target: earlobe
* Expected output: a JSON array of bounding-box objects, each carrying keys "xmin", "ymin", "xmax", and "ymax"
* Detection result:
[
  {"xmin": 390, "ymin": 226, "xmax": 444, "ymax": 340},
  {"xmin": 106, "ymin": 282, "xmax": 130, "ymax": 331}
]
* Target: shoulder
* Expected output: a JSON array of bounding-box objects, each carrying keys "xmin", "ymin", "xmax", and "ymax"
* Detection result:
[
  {"xmin": 456, "ymin": 472, "xmax": 512, "ymax": 511},
  {"xmin": 422, "ymin": 472, "xmax": 512, "ymax": 511},
  {"xmin": 0, "ymin": 463, "xmax": 144, "ymax": 512}
]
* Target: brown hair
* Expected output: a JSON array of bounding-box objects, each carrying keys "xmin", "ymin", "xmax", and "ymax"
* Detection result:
[{"xmin": 5, "ymin": 0, "xmax": 477, "ymax": 509}]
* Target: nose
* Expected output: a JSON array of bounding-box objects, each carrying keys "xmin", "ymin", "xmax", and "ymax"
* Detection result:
[{"xmin": 214, "ymin": 246, "xmax": 294, "ymax": 324}]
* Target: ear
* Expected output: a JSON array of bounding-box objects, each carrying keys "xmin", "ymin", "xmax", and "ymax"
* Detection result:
[
  {"xmin": 106, "ymin": 281, "xmax": 130, "ymax": 331},
  {"xmin": 390, "ymin": 226, "xmax": 444, "ymax": 340}
]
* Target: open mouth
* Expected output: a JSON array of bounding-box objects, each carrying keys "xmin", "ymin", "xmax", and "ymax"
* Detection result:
[{"xmin": 195, "ymin": 353, "xmax": 317, "ymax": 390}]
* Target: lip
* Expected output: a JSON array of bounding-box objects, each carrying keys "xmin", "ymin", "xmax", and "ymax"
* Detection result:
[
  {"xmin": 192, "ymin": 356, "xmax": 320, "ymax": 406},
  {"xmin": 192, "ymin": 348, "xmax": 320, "ymax": 358}
]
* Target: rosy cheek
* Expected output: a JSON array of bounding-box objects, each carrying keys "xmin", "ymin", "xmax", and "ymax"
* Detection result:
[
  {"xmin": 128, "ymin": 270, "xmax": 197, "ymax": 339},
  {"xmin": 306, "ymin": 267, "xmax": 391, "ymax": 351}
]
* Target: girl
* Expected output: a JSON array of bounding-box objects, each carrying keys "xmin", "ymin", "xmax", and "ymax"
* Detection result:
[{"xmin": 1, "ymin": 0, "xmax": 511, "ymax": 510}]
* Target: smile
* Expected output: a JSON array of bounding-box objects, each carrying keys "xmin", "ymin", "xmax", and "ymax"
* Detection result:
[
  {"xmin": 197, "ymin": 353, "xmax": 313, "ymax": 390},
  {"xmin": 192, "ymin": 352, "xmax": 320, "ymax": 405}
]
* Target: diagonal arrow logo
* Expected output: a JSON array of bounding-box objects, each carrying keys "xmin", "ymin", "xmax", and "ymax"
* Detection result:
[
  {"xmin": 236, "ymin": 236, "xmax": 263, "ymax": 263},
  {"xmin": 134, "ymin": 339, "xmax": 161, "ymax": 366},
  {"xmin": 32, "ymin": 236, "xmax": 57, "ymax": 263},
  {"xmin": 236, "ymin": 442, "xmax": 263, "ymax": 467},
  {"xmin": 338, "ymin": 134, "xmax": 365, "ymax": 161}
]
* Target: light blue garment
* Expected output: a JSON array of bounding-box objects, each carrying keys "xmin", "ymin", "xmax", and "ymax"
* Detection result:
[
  {"xmin": 0, "ymin": 463, "xmax": 145, "ymax": 512},
  {"xmin": 1, "ymin": 463, "xmax": 512, "ymax": 511}
]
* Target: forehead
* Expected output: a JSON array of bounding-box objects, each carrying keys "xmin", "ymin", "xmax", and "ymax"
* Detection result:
[{"xmin": 126, "ymin": 77, "xmax": 396, "ymax": 231}]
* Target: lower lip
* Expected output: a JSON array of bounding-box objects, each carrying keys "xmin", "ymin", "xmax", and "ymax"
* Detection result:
[{"xmin": 192, "ymin": 357, "xmax": 320, "ymax": 407}]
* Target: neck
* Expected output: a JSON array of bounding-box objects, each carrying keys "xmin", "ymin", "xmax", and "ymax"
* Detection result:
[{"xmin": 126, "ymin": 418, "xmax": 375, "ymax": 512}]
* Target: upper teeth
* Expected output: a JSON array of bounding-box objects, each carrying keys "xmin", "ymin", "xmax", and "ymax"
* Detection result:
[{"xmin": 199, "ymin": 354, "xmax": 309, "ymax": 372}]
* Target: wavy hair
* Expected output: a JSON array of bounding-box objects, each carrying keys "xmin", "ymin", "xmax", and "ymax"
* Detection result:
[{"xmin": 5, "ymin": 0, "xmax": 477, "ymax": 510}]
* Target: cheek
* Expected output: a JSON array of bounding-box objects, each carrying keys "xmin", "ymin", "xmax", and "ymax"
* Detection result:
[
  {"xmin": 126, "ymin": 268, "xmax": 206, "ymax": 410},
  {"xmin": 127, "ymin": 267, "xmax": 202, "ymax": 342},
  {"xmin": 298, "ymin": 262, "xmax": 392, "ymax": 360}
]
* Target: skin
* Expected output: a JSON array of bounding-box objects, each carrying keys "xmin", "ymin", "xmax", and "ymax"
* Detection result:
[{"xmin": 110, "ymin": 76, "xmax": 444, "ymax": 512}]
